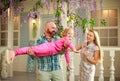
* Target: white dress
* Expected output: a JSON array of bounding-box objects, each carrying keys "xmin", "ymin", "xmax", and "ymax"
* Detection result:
[{"xmin": 79, "ymin": 42, "xmax": 99, "ymax": 81}]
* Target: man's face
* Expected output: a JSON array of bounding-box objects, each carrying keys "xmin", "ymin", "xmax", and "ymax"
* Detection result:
[
  {"xmin": 46, "ymin": 22, "xmax": 57, "ymax": 36},
  {"xmin": 48, "ymin": 26, "xmax": 57, "ymax": 35}
]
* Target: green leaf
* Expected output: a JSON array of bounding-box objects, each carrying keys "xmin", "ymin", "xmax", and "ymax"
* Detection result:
[{"xmin": 101, "ymin": 19, "xmax": 107, "ymax": 26}]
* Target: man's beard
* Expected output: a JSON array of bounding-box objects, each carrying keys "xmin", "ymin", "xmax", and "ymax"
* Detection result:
[{"xmin": 47, "ymin": 29, "xmax": 56, "ymax": 36}]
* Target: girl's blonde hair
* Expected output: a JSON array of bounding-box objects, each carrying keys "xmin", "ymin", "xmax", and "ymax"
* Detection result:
[
  {"xmin": 62, "ymin": 27, "xmax": 74, "ymax": 37},
  {"xmin": 89, "ymin": 30, "xmax": 102, "ymax": 62}
]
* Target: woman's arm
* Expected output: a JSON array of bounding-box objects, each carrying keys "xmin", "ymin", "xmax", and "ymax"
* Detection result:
[
  {"xmin": 84, "ymin": 50, "xmax": 100, "ymax": 65},
  {"xmin": 76, "ymin": 44, "xmax": 82, "ymax": 50}
]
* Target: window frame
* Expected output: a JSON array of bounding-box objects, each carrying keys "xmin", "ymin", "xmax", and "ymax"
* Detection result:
[{"xmin": 91, "ymin": 8, "xmax": 119, "ymax": 46}]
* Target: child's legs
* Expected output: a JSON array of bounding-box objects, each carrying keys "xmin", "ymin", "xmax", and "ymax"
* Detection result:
[
  {"xmin": 15, "ymin": 44, "xmax": 53, "ymax": 56},
  {"xmin": 30, "ymin": 44, "xmax": 51, "ymax": 56},
  {"xmin": 6, "ymin": 50, "xmax": 15, "ymax": 64}
]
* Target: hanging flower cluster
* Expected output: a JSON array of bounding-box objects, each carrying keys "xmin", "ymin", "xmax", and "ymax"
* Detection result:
[
  {"xmin": 0, "ymin": 0, "xmax": 24, "ymax": 16},
  {"xmin": 1, "ymin": 0, "xmax": 105, "ymax": 37}
]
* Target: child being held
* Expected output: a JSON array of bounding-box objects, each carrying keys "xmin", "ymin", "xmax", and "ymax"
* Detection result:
[{"xmin": 7, "ymin": 27, "xmax": 79, "ymax": 64}]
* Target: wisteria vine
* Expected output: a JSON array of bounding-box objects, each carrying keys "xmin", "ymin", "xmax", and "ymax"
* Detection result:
[{"xmin": 1, "ymin": 0, "xmax": 106, "ymax": 38}]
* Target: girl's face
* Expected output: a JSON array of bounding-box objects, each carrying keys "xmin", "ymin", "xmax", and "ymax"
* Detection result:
[
  {"xmin": 67, "ymin": 30, "xmax": 74, "ymax": 40},
  {"xmin": 87, "ymin": 31, "xmax": 95, "ymax": 43}
]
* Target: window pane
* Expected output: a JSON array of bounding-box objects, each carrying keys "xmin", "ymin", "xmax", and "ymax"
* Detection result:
[
  {"xmin": 0, "ymin": 17, "xmax": 1, "ymax": 23},
  {"xmin": 1, "ymin": 24, "xmax": 8, "ymax": 31},
  {"xmin": 91, "ymin": 10, "xmax": 100, "ymax": 19},
  {"xmin": 109, "ymin": 9, "xmax": 118, "ymax": 17},
  {"xmin": 94, "ymin": 29, "xmax": 99, "ymax": 33},
  {"xmin": 14, "ymin": 16, "xmax": 19, "ymax": 30},
  {"xmin": 102, "ymin": 10, "xmax": 109, "ymax": 18},
  {"xmin": 109, "ymin": 18, "xmax": 117, "ymax": 26},
  {"xmin": 94, "ymin": 19, "xmax": 100, "ymax": 27},
  {"xmin": 109, "ymin": 29, "xmax": 118, "ymax": 37},
  {"xmin": 100, "ymin": 18, "xmax": 109, "ymax": 26},
  {"xmin": 13, "ymin": 32, "xmax": 18, "ymax": 38},
  {"xmin": 1, "ymin": 40, "xmax": 7, "ymax": 46},
  {"xmin": 100, "ymin": 38, "xmax": 108, "ymax": 46},
  {"xmin": 13, "ymin": 40, "xmax": 18, "ymax": 46},
  {"xmin": 1, "ymin": 32, "xmax": 8, "ymax": 39},
  {"xmin": 100, "ymin": 29, "xmax": 108, "ymax": 37},
  {"xmin": 109, "ymin": 38, "xmax": 117, "ymax": 46}
]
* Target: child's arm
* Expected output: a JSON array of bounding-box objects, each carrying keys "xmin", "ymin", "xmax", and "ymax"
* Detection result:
[
  {"xmin": 65, "ymin": 49, "xmax": 70, "ymax": 63},
  {"xmin": 65, "ymin": 40, "xmax": 79, "ymax": 53},
  {"xmin": 65, "ymin": 49, "xmax": 72, "ymax": 71}
]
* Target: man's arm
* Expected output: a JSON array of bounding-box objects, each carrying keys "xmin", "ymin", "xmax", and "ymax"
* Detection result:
[{"xmin": 28, "ymin": 37, "xmax": 43, "ymax": 59}]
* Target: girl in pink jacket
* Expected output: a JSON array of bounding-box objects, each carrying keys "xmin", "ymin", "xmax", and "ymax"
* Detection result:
[{"xmin": 7, "ymin": 28, "xmax": 79, "ymax": 64}]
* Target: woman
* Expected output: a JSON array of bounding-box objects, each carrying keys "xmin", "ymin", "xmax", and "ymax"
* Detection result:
[{"xmin": 76, "ymin": 30, "xmax": 101, "ymax": 81}]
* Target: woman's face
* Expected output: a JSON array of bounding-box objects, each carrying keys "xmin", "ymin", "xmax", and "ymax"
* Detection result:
[{"xmin": 87, "ymin": 31, "xmax": 95, "ymax": 43}]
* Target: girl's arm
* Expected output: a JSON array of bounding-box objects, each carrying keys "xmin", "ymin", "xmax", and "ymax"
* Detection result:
[
  {"xmin": 65, "ymin": 49, "xmax": 72, "ymax": 71},
  {"xmin": 84, "ymin": 50, "xmax": 100, "ymax": 65},
  {"xmin": 65, "ymin": 39, "xmax": 79, "ymax": 53},
  {"xmin": 65, "ymin": 49, "xmax": 70, "ymax": 63}
]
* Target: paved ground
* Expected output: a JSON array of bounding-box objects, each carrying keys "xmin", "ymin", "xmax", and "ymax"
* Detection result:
[{"xmin": 1, "ymin": 72, "xmax": 120, "ymax": 81}]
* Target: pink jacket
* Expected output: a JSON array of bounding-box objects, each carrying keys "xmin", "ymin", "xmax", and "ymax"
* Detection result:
[{"xmin": 14, "ymin": 36, "xmax": 75, "ymax": 63}]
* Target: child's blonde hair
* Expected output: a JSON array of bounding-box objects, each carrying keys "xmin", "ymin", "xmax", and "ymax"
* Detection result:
[
  {"xmin": 89, "ymin": 30, "xmax": 102, "ymax": 62},
  {"xmin": 62, "ymin": 27, "xmax": 74, "ymax": 37}
]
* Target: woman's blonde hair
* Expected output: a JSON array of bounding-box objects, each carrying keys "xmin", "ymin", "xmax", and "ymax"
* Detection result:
[
  {"xmin": 89, "ymin": 30, "xmax": 102, "ymax": 62},
  {"xmin": 62, "ymin": 27, "xmax": 74, "ymax": 37}
]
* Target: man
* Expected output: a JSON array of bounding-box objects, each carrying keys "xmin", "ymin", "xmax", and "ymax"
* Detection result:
[{"xmin": 28, "ymin": 21, "xmax": 64, "ymax": 81}]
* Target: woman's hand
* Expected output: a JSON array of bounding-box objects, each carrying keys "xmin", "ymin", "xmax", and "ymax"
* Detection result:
[
  {"xmin": 73, "ymin": 50, "xmax": 80, "ymax": 53},
  {"xmin": 84, "ymin": 51, "xmax": 90, "ymax": 59}
]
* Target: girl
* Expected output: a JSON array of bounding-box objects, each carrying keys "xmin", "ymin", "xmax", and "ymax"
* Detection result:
[
  {"xmin": 7, "ymin": 28, "xmax": 79, "ymax": 64},
  {"xmin": 76, "ymin": 30, "xmax": 101, "ymax": 81}
]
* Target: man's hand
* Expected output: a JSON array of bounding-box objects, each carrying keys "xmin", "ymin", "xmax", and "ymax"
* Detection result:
[
  {"xmin": 27, "ymin": 48, "xmax": 36, "ymax": 58},
  {"xmin": 58, "ymin": 45, "xmax": 68, "ymax": 54}
]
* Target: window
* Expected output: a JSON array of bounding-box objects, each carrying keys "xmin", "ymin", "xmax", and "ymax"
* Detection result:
[
  {"xmin": 0, "ymin": 11, "xmax": 8, "ymax": 46},
  {"xmin": 91, "ymin": 9, "xmax": 118, "ymax": 46},
  {"xmin": 0, "ymin": 10, "xmax": 19, "ymax": 47},
  {"xmin": 13, "ymin": 16, "xmax": 19, "ymax": 46}
]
